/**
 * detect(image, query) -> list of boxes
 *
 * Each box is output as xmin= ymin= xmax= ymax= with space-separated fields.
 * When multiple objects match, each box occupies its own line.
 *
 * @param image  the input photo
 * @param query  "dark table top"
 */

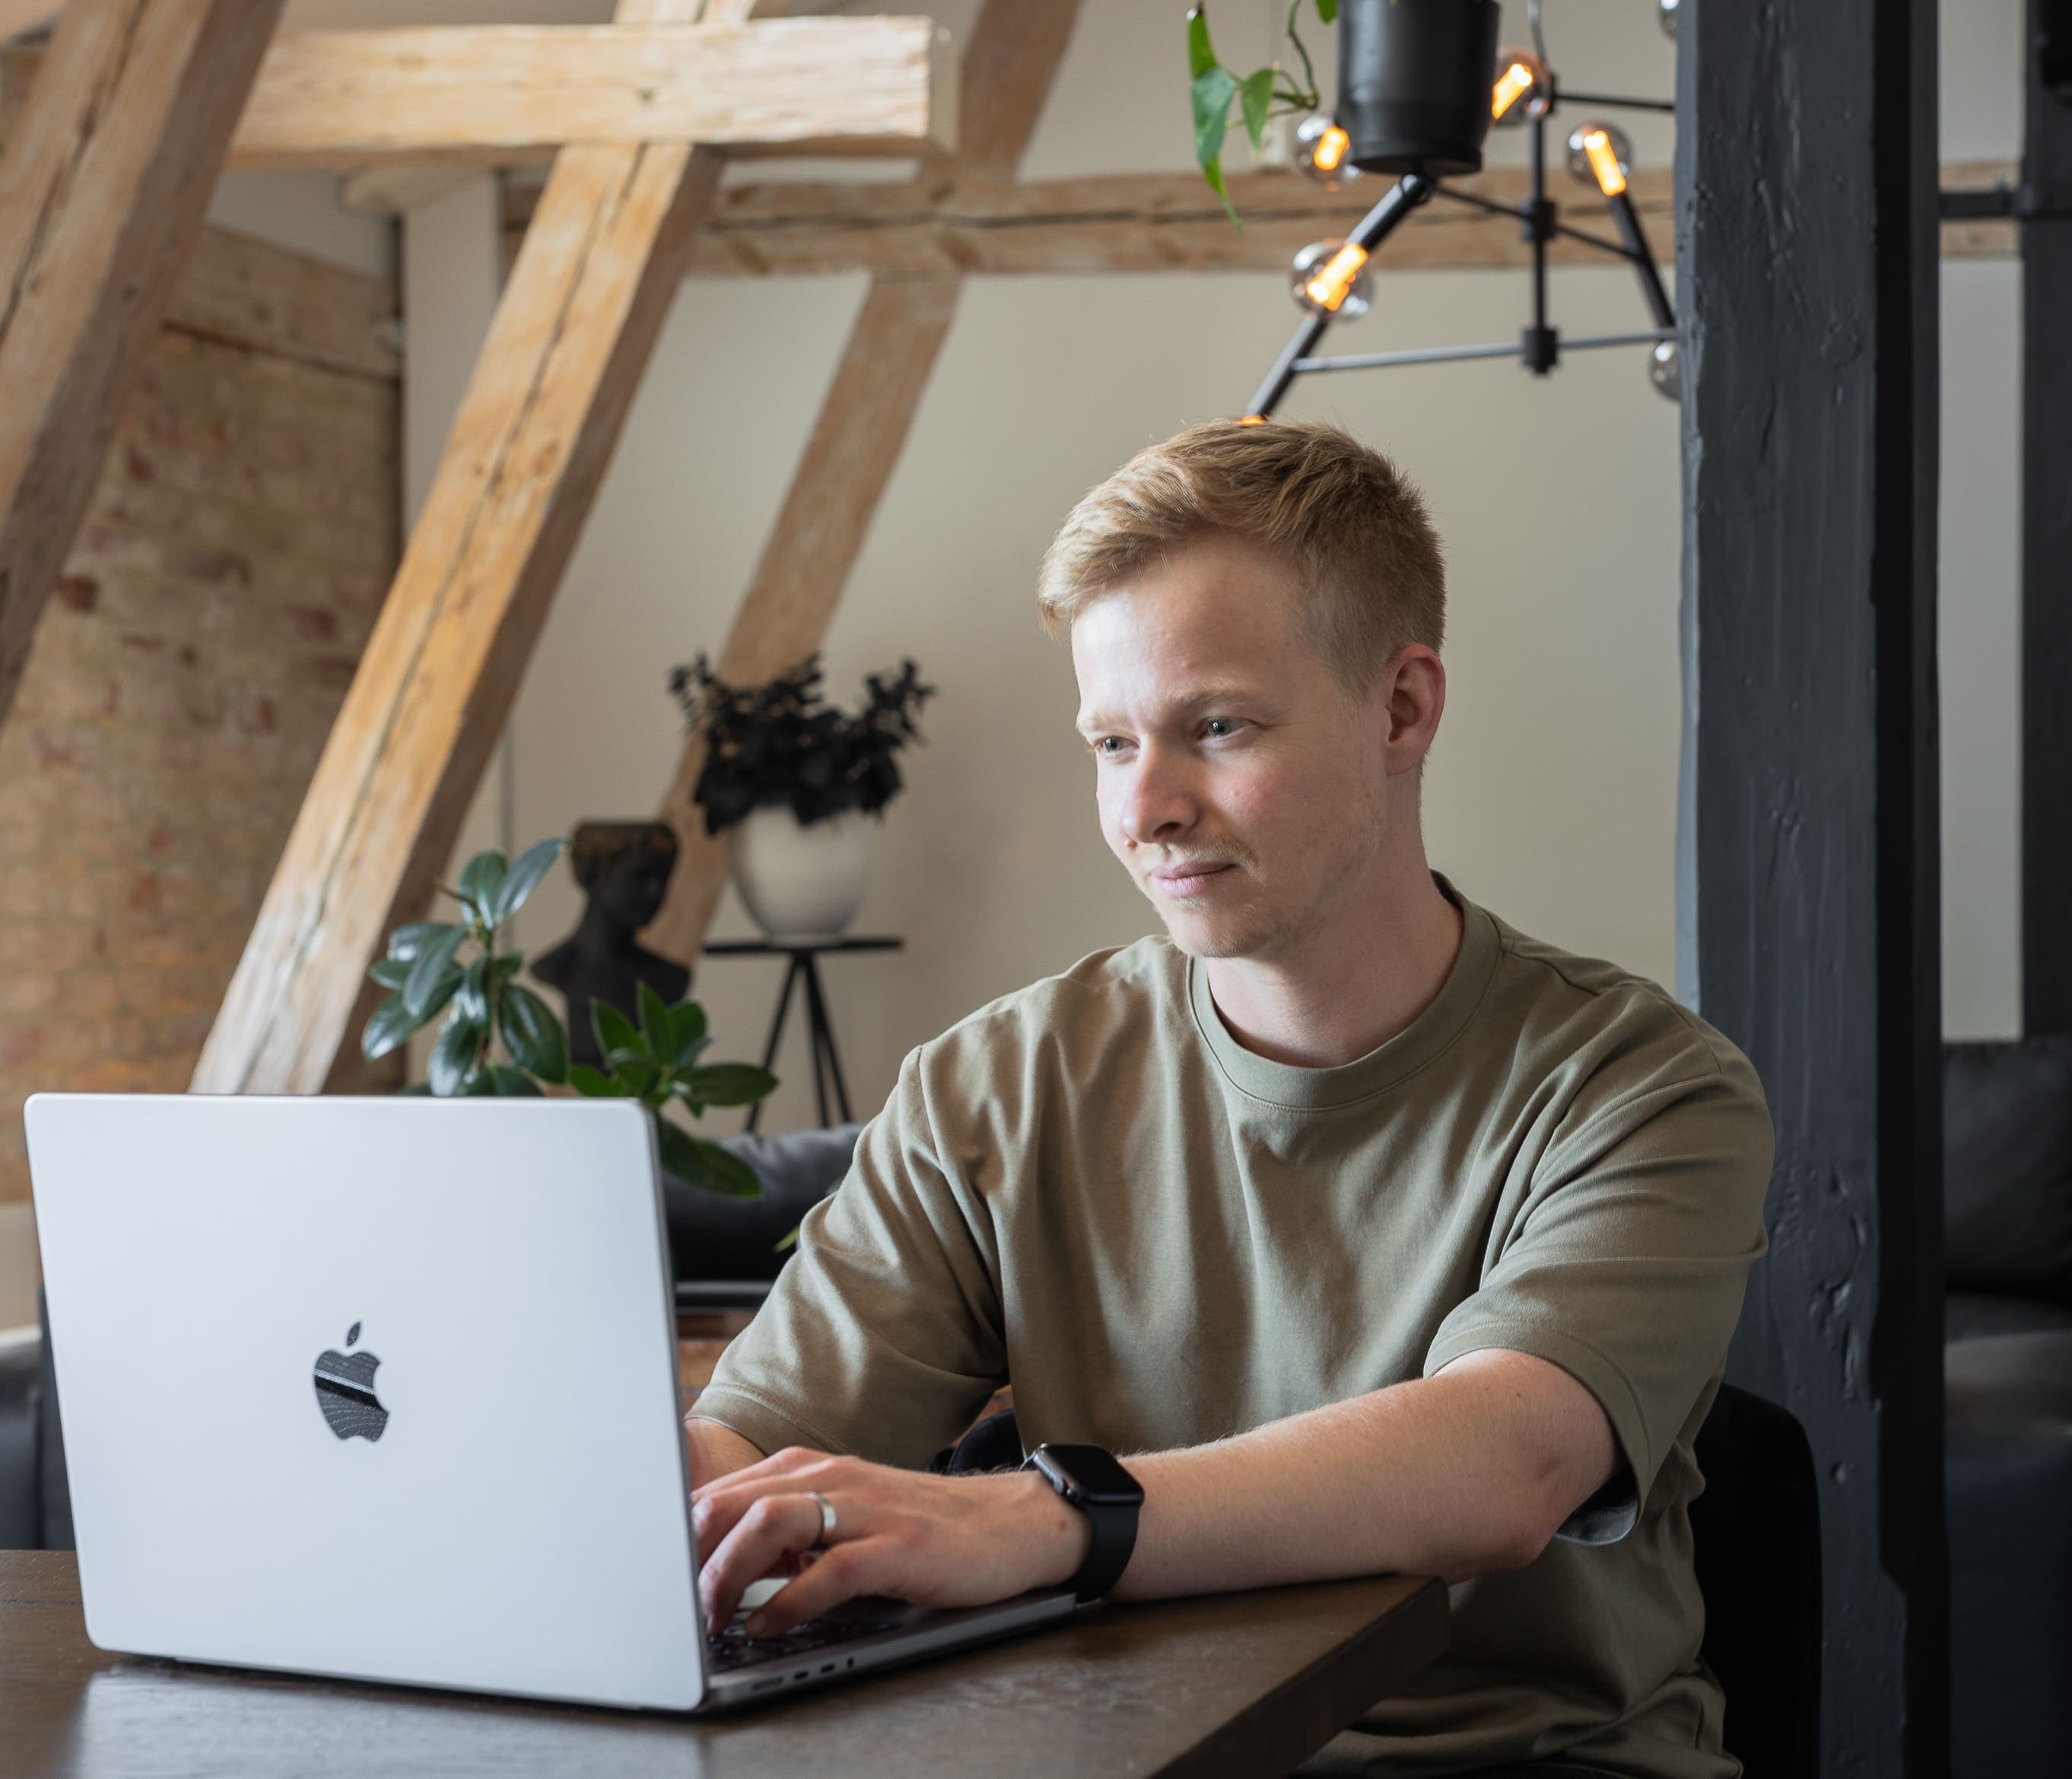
xmin=2 ymin=1552 xmax=1445 ymax=1779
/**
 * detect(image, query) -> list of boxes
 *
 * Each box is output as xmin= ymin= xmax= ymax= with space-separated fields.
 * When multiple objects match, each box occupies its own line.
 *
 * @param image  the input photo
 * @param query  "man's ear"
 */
xmin=1383 ymin=646 xmax=1446 ymax=777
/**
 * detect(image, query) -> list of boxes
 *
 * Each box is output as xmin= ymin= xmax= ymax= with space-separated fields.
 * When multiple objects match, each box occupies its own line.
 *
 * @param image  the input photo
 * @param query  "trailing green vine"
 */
xmin=1187 ymin=0 xmax=1337 ymax=224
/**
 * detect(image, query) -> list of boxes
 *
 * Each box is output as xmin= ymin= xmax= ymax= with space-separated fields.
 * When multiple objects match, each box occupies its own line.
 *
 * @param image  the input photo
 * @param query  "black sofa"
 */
xmin=1942 ymin=1038 xmax=2072 ymax=1779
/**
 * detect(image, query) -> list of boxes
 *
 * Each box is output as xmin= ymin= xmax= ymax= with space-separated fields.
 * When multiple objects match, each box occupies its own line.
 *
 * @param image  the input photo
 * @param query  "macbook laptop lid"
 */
xmin=27 ymin=1093 xmax=713 ymax=1711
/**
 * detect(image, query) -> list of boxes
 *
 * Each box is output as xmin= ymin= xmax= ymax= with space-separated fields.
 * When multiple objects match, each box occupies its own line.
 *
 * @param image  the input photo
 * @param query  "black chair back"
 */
xmin=1690 ymin=1381 xmax=1822 ymax=1779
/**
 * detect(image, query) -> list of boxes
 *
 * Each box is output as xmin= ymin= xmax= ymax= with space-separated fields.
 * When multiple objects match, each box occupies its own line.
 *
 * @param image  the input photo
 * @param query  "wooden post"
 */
xmin=644 ymin=0 xmax=1082 ymax=961
xmin=1676 ymin=0 xmax=1947 ymax=1770
xmin=192 ymin=0 xmax=926 ymax=1095
xmin=0 ymin=0 xmax=286 ymax=733
xmin=2023 ymin=0 xmax=2072 ymax=1035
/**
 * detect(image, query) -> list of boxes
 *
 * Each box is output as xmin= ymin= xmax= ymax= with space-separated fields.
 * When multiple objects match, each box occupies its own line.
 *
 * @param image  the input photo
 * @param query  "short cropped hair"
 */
xmin=1037 ymin=420 xmax=1445 ymax=693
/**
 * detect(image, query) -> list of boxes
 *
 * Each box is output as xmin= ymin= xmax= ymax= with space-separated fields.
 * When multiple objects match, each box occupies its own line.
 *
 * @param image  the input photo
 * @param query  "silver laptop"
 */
xmin=25 ymin=1093 xmax=1073 ymax=1712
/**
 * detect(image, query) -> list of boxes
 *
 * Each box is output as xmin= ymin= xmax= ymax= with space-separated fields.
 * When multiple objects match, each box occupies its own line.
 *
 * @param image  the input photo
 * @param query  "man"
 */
xmin=686 ymin=421 xmax=1772 ymax=1777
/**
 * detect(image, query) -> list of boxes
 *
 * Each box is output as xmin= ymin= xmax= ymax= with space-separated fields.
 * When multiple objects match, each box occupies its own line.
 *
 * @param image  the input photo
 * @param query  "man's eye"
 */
xmin=1203 ymin=718 xmax=1243 ymax=740
xmin=1093 ymin=736 xmax=1128 ymax=756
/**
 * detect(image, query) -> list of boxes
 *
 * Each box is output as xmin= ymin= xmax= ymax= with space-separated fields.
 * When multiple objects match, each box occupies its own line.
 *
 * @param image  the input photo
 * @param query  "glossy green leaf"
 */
xmin=637 ymin=981 xmax=672 ymax=1060
xmin=1239 ymin=65 xmax=1275 ymax=150
xmin=684 ymin=1063 xmax=777 ymax=1109
xmin=656 ymin=1121 xmax=763 ymax=1199
xmin=614 ymin=1056 xmax=661 ymax=1100
xmin=489 ymin=1064 xmax=542 ymax=1097
xmin=369 ymin=956 xmax=410 ymax=991
xmin=1314 ymin=0 xmax=1337 ymax=24
xmin=418 ymin=966 xmax=464 ymax=1026
xmin=591 ymin=999 xmax=641 ymax=1065
xmin=500 ymin=983 xmax=567 ymax=1084
xmin=361 ymin=992 xmax=419 ymax=1061
xmin=1186 ymin=5 xmax=1217 ymax=78
xmin=403 ymin=924 xmax=467 ymax=1019
xmin=1192 ymin=70 xmax=1240 ymax=223
xmin=428 ymin=1015 xmax=483 ymax=1097
xmin=668 ymin=999 xmax=710 ymax=1069
xmin=1192 ymin=65 xmax=1237 ymax=169
xmin=456 ymin=954 xmax=490 ymax=1026
xmin=492 ymin=837 xmax=564 ymax=923
xmin=569 ymin=1063 xmax=626 ymax=1098
xmin=458 ymin=849 xmax=508 ymax=925
xmin=457 ymin=1066 xmax=498 ymax=1097
xmin=388 ymin=920 xmax=457 ymax=963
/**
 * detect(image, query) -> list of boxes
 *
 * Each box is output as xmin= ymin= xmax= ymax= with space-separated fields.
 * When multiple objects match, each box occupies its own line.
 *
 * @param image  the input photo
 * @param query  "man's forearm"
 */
xmin=1114 ymin=1349 xmax=1617 ymax=1598
xmin=686 ymin=1415 xmax=765 ymax=1488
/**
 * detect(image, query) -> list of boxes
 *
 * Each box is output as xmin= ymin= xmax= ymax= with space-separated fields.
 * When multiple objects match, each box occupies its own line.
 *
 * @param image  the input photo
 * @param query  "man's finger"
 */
xmin=691 ymin=1444 xmax=823 ymax=1505
xmin=700 ymin=1494 xmax=832 ymax=1628
xmin=740 ymin=1540 xmax=872 ymax=1636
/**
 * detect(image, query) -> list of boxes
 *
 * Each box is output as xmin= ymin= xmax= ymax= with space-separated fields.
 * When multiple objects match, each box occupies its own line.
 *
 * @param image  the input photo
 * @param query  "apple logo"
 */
xmin=312 ymin=1321 xmax=388 ymax=1442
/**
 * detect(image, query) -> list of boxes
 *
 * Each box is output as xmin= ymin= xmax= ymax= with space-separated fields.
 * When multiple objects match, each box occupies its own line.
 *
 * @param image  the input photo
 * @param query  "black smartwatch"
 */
xmin=1023 ymin=1443 xmax=1144 ymax=1602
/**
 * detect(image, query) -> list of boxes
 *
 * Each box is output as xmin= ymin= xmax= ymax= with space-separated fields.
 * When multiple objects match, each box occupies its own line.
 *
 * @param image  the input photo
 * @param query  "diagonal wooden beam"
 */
xmin=644 ymin=0 xmax=1081 ymax=961
xmin=0 ymin=0 xmax=284 ymax=735
xmin=191 ymin=0 xmax=808 ymax=1096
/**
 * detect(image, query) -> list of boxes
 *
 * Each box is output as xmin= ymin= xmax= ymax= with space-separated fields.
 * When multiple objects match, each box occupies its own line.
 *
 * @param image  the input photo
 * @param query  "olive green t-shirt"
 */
xmin=696 ymin=889 xmax=1773 ymax=1778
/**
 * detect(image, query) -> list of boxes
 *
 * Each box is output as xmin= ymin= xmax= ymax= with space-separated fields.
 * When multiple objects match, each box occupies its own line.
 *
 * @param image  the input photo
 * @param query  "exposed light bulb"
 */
xmin=1648 ymin=340 xmax=1682 ymax=402
xmin=1658 ymin=0 xmax=1679 ymax=40
xmin=1290 ymin=239 xmax=1372 ymax=319
xmin=1567 ymin=122 xmax=1633 ymax=197
xmin=1295 ymin=115 xmax=1362 ymax=189
xmin=1236 ymin=413 xmax=1269 ymax=425
xmin=1491 ymin=49 xmax=1549 ymax=125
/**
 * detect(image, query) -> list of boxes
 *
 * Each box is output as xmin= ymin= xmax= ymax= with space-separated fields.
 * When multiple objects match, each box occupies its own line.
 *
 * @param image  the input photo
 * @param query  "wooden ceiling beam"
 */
xmin=644 ymin=0 xmax=1083 ymax=961
xmin=193 ymin=0 xmax=751 ymax=1098
xmin=2 ymin=17 xmax=953 ymax=172
xmin=0 ymin=0 xmax=284 ymax=736
xmin=504 ymin=160 xmax=2020 ymax=275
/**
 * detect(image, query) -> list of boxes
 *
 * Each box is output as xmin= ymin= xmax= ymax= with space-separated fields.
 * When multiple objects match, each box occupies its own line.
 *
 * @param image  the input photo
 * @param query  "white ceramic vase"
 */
xmin=729 ymin=806 xmax=873 ymax=942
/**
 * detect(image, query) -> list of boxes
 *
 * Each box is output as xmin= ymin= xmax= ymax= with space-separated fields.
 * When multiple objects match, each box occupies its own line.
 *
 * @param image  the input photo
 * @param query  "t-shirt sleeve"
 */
xmin=1422 ymin=1021 xmax=1773 ymax=1545
xmin=691 ymin=1044 xmax=1006 ymax=1468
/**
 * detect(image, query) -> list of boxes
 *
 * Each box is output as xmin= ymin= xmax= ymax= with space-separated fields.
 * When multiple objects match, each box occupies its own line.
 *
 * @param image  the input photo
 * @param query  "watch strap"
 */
xmin=1026 ymin=1447 xmax=1141 ymax=1602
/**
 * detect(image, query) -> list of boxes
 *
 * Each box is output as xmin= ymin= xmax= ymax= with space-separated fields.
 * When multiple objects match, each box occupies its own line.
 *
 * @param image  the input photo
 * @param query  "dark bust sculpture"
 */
xmin=532 ymin=821 xmax=690 ymax=1067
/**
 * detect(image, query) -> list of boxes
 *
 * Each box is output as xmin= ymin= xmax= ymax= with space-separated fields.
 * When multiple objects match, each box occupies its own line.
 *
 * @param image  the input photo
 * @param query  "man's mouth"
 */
xmin=1147 ymin=862 xmax=1236 ymax=898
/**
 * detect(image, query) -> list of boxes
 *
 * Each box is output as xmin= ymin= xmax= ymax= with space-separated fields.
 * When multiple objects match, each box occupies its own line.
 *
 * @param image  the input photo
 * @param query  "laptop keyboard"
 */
xmin=706 ymin=1611 xmax=901 ymax=1674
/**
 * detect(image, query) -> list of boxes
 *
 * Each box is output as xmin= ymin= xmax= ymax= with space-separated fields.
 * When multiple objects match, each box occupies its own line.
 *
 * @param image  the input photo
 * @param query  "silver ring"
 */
xmin=806 ymin=1489 xmax=837 ymax=1543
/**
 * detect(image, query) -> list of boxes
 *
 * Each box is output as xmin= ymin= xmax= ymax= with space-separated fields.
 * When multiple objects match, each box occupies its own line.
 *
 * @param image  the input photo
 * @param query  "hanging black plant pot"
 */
xmin=1338 ymin=0 xmax=1501 ymax=177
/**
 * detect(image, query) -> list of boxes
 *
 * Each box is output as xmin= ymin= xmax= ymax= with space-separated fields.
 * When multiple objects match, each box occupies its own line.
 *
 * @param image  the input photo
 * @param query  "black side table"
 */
xmin=701 ymin=936 xmax=903 ymax=1131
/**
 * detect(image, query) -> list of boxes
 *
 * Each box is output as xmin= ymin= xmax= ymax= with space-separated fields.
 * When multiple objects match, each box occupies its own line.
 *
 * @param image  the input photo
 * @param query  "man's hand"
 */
xmin=692 ymin=1447 xmax=1092 ymax=1636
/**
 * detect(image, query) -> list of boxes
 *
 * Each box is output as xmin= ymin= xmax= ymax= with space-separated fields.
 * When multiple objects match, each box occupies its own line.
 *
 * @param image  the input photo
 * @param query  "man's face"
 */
xmin=1071 ymin=536 xmax=1402 ymax=962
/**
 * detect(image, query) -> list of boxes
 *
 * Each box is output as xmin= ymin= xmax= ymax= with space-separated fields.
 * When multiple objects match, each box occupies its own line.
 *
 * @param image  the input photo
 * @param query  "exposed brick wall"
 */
xmin=0 ymin=307 xmax=402 ymax=1207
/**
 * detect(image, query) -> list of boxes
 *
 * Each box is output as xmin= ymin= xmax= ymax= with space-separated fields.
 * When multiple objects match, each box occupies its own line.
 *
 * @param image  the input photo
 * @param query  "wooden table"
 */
xmin=2 ymin=1552 xmax=1444 ymax=1778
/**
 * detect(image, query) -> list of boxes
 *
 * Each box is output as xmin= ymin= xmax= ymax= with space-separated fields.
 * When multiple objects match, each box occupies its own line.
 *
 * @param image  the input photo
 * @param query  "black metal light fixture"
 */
xmin=1243 ymin=0 xmax=1678 ymax=421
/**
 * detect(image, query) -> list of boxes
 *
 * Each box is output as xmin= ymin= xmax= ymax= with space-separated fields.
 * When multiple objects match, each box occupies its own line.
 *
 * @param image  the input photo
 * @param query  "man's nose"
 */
xmin=1120 ymin=746 xmax=1196 ymax=845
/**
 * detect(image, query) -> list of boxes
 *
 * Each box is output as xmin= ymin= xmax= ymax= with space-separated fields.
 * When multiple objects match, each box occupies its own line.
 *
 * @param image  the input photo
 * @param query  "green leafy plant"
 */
xmin=361 ymin=837 xmax=773 ymax=1200
xmin=1188 ymin=1 xmax=1336 ymax=224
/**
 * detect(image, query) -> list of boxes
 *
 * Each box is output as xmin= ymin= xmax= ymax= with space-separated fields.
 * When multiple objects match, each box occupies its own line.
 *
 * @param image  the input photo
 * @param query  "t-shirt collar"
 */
xmin=1186 ymin=874 xmax=1501 ymax=1111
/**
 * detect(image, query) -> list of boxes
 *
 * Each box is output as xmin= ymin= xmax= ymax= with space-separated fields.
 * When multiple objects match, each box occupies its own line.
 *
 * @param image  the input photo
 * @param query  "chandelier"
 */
xmin=1237 ymin=0 xmax=1680 ymax=421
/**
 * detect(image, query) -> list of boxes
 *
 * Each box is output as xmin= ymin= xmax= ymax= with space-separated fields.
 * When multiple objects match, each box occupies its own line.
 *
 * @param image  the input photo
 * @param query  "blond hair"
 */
xmin=1037 ymin=420 xmax=1446 ymax=692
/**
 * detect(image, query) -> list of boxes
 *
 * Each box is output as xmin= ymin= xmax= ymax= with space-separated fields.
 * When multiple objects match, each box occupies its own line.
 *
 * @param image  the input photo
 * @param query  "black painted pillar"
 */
xmin=1676 ymin=0 xmax=1946 ymax=1772
xmin=2023 ymin=0 xmax=2072 ymax=1035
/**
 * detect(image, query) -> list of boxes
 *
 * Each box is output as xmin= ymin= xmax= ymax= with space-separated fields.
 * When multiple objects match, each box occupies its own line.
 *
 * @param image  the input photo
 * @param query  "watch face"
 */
xmin=1035 ymin=1444 xmax=1143 ymax=1507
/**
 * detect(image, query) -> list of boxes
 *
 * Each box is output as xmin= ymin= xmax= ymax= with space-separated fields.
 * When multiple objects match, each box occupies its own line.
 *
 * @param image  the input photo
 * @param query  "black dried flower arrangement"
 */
xmin=668 ymin=652 xmax=934 ymax=837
